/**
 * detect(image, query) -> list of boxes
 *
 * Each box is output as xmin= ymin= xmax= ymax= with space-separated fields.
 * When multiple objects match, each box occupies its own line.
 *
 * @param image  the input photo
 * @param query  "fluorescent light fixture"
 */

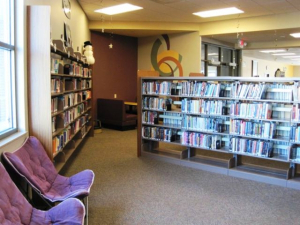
xmin=282 ymin=56 xmax=300 ymax=58
xmin=193 ymin=7 xmax=244 ymax=18
xmin=208 ymin=53 xmax=218 ymax=56
xmin=95 ymin=3 xmax=143 ymax=15
xmin=260 ymin=49 xmax=286 ymax=53
xmin=272 ymin=53 xmax=295 ymax=56
xmin=290 ymin=33 xmax=300 ymax=38
xmin=291 ymin=58 xmax=300 ymax=61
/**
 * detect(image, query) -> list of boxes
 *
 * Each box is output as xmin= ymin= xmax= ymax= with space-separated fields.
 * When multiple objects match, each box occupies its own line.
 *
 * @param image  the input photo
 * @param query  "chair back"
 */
xmin=0 ymin=163 xmax=32 ymax=224
xmin=2 ymin=136 xmax=58 ymax=196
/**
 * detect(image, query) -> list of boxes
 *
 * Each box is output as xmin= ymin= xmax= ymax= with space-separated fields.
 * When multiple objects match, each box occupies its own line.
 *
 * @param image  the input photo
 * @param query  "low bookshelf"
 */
xmin=138 ymin=76 xmax=300 ymax=189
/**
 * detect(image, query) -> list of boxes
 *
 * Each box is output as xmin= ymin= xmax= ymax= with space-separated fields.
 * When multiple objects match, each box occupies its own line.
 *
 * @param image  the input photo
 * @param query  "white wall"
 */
xmin=241 ymin=55 xmax=295 ymax=77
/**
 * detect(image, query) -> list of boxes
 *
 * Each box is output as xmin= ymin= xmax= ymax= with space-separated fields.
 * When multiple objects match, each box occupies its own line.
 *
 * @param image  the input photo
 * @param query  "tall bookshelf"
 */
xmin=27 ymin=5 xmax=93 ymax=172
xmin=138 ymin=76 xmax=300 ymax=189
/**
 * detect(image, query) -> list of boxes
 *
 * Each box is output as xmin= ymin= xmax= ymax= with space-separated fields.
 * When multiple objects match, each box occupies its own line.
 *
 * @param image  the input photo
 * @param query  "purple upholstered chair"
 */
xmin=0 ymin=162 xmax=85 ymax=224
xmin=2 ymin=136 xmax=95 ymax=224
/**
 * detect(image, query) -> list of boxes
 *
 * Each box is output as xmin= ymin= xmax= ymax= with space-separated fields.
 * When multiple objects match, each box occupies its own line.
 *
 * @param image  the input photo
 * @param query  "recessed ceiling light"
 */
xmin=290 ymin=33 xmax=300 ymax=38
xmin=193 ymin=7 xmax=244 ymax=18
xmin=282 ymin=56 xmax=300 ymax=58
xmin=260 ymin=49 xmax=286 ymax=53
xmin=95 ymin=3 xmax=143 ymax=15
xmin=272 ymin=53 xmax=296 ymax=56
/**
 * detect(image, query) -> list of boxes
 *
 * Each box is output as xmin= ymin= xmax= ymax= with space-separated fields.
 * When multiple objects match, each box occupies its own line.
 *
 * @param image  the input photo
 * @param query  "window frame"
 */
xmin=0 ymin=0 xmax=17 ymax=140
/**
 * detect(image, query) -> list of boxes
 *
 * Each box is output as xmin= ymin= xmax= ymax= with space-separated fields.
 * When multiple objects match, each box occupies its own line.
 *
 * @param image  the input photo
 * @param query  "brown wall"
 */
xmin=91 ymin=31 xmax=138 ymax=118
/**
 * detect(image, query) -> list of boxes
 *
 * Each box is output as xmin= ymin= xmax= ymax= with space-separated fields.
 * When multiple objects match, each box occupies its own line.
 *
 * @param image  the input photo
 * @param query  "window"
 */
xmin=201 ymin=42 xmax=239 ymax=76
xmin=0 ymin=0 xmax=16 ymax=139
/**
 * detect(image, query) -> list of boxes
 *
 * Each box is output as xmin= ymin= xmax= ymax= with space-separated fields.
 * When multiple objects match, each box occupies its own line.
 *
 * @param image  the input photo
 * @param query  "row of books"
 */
xmin=142 ymin=81 xmax=173 ymax=95
xmin=229 ymin=102 xmax=273 ymax=119
xmin=81 ymin=80 xmax=92 ymax=89
xmin=263 ymin=83 xmax=293 ymax=101
xmin=291 ymin=105 xmax=300 ymax=121
xmin=182 ymin=116 xmax=227 ymax=133
xmin=229 ymin=137 xmax=274 ymax=157
xmin=142 ymin=111 xmax=158 ymax=124
xmin=51 ymin=78 xmax=62 ymax=93
xmin=82 ymin=90 xmax=92 ymax=100
xmin=63 ymin=104 xmax=84 ymax=126
xmin=52 ymin=126 xmax=72 ymax=155
xmin=142 ymin=97 xmax=171 ymax=111
xmin=142 ymin=126 xmax=176 ymax=142
xmin=231 ymin=83 xmax=266 ymax=99
xmin=65 ymin=78 xmax=92 ymax=91
xmin=181 ymin=81 xmax=221 ymax=97
xmin=51 ymin=92 xmax=88 ymax=114
xmin=181 ymin=131 xmax=222 ymax=149
xmin=290 ymin=126 xmax=300 ymax=142
xmin=52 ymin=116 xmax=90 ymax=156
xmin=142 ymin=81 xmax=297 ymax=101
xmin=51 ymin=58 xmax=92 ymax=77
xmin=51 ymin=78 xmax=91 ymax=94
xmin=181 ymin=99 xmax=225 ymax=115
xmin=229 ymin=119 xmax=277 ymax=139
xmin=291 ymin=146 xmax=300 ymax=161
xmin=162 ymin=112 xmax=182 ymax=127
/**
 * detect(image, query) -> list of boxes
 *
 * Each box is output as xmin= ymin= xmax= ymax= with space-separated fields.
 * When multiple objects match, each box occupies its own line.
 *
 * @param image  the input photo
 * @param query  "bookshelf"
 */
xmin=27 ymin=5 xmax=93 ymax=172
xmin=138 ymin=76 xmax=300 ymax=189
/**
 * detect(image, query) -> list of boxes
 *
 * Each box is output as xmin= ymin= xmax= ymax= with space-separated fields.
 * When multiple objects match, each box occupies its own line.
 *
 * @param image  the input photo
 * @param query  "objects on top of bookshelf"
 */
xmin=83 ymin=41 xmax=95 ymax=65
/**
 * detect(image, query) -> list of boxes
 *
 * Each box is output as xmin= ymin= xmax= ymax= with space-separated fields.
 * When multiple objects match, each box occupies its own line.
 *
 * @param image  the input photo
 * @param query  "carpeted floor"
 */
xmin=62 ymin=128 xmax=300 ymax=225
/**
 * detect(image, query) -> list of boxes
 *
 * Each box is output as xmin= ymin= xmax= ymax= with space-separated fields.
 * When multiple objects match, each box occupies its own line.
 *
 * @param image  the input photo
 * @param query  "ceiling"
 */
xmin=77 ymin=0 xmax=300 ymax=65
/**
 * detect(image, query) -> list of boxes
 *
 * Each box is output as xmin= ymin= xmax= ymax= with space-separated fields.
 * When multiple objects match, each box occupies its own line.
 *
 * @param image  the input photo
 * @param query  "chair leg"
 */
xmin=83 ymin=196 xmax=88 ymax=225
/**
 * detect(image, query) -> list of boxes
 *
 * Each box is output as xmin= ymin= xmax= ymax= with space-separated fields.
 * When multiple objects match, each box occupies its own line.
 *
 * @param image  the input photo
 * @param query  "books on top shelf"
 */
xmin=142 ymin=80 xmax=297 ymax=101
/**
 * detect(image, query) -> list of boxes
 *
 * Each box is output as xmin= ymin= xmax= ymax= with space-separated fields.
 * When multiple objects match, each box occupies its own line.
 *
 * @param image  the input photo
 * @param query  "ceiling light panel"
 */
xmin=290 ymin=33 xmax=300 ymax=38
xmin=272 ymin=53 xmax=296 ymax=56
xmin=193 ymin=7 xmax=244 ymax=18
xmin=282 ymin=56 xmax=300 ymax=58
xmin=260 ymin=49 xmax=286 ymax=53
xmin=95 ymin=3 xmax=143 ymax=15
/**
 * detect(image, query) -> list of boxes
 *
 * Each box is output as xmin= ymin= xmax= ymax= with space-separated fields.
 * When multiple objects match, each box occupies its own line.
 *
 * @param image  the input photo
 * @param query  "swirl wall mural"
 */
xmin=151 ymin=34 xmax=183 ymax=77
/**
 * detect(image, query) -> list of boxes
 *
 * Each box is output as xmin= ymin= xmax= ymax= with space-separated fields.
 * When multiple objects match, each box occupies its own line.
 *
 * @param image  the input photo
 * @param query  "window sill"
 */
xmin=0 ymin=131 xmax=28 ymax=150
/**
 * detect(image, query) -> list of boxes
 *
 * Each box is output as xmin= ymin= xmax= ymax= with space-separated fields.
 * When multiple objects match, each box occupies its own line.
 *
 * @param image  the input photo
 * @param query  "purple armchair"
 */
xmin=0 ymin=162 xmax=85 ymax=224
xmin=2 ymin=136 xmax=95 ymax=223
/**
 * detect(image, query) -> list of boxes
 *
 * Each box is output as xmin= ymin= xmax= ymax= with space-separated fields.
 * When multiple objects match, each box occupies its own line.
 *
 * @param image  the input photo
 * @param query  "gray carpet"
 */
xmin=62 ymin=128 xmax=300 ymax=225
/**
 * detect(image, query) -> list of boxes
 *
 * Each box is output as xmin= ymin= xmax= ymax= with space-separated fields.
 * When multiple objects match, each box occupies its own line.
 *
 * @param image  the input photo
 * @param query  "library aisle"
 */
xmin=62 ymin=128 xmax=300 ymax=225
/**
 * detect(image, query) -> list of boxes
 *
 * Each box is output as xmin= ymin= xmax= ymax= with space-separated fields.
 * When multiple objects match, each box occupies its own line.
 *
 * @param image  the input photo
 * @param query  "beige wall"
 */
xmin=294 ymin=66 xmax=300 ymax=77
xmin=25 ymin=0 xmax=90 ymax=49
xmin=138 ymin=32 xmax=200 ymax=77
